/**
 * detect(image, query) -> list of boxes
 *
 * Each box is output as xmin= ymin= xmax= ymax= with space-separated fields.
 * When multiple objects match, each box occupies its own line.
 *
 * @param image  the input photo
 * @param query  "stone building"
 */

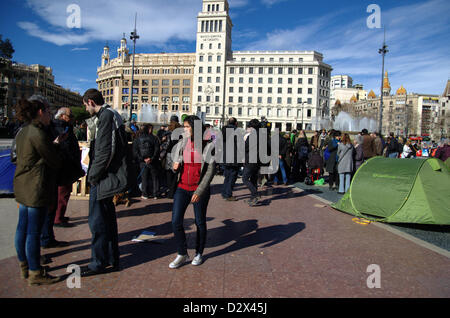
xmin=97 ymin=0 xmax=332 ymax=131
xmin=349 ymin=72 xmax=443 ymax=140
xmin=0 ymin=60 xmax=82 ymax=118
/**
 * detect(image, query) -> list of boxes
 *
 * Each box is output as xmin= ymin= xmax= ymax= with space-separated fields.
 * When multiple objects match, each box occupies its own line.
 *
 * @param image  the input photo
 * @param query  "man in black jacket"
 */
xmin=221 ymin=117 xmax=241 ymax=201
xmin=81 ymin=89 xmax=129 ymax=277
xmin=133 ymin=123 xmax=161 ymax=199
xmin=242 ymin=119 xmax=261 ymax=206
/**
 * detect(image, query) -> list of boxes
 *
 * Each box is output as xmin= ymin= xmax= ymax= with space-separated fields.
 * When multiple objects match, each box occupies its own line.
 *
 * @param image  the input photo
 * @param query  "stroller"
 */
xmin=305 ymin=150 xmax=324 ymax=185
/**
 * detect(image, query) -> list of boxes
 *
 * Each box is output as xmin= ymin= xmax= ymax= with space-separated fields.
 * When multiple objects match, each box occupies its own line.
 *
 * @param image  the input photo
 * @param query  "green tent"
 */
xmin=332 ymin=157 xmax=450 ymax=225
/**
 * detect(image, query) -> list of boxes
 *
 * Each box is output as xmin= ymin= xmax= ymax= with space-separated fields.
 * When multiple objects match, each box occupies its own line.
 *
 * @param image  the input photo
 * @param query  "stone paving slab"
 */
xmin=0 ymin=176 xmax=449 ymax=298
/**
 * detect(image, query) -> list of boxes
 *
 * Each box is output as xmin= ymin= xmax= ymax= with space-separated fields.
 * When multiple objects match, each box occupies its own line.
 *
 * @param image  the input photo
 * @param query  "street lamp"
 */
xmin=161 ymin=96 xmax=169 ymax=124
xmin=378 ymin=28 xmax=388 ymax=135
xmin=129 ymin=13 xmax=139 ymax=127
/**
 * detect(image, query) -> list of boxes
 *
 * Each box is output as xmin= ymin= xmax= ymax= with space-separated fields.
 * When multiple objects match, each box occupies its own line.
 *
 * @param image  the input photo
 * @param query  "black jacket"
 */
xmin=133 ymin=133 xmax=160 ymax=164
xmin=87 ymin=105 xmax=130 ymax=200
xmin=222 ymin=124 xmax=241 ymax=166
xmin=49 ymin=119 xmax=85 ymax=185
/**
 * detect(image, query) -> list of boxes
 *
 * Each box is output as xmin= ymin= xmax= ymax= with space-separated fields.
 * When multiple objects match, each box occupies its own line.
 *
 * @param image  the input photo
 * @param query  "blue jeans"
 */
xmin=88 ymin=185 xmax=120 ymax=271
xmin=15 ymin=205 xmax=47 ymax=271
xmin=388 ymin=152 xmax=399 ymax=158
xmin=222 ymin=165 xmax=239 ymax=198
xmin=274 ymin=159 xmax=288 ymax=184
xmin=339 ymin=173 xmax=352 ymax=193
xmin=172 ymin=187 xmax=210 ymax=256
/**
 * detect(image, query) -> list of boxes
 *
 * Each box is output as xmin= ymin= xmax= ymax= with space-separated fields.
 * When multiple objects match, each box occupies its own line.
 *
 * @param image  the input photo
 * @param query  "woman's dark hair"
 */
xmin=14 ymin=99 xmax=46 ymax=123
xmin=143 ymin=123 xmax=153 ymax=135
xmin=183 ymin=115 xmax=205 ymax=140
xmin=82 ymin=88 xmax=104 ymax=106
xmin=248 ymin=119 xmax=260 ymax=129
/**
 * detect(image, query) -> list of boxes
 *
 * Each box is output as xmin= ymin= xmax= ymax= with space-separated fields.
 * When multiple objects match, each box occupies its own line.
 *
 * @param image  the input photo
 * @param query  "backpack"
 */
xmin=298 ymin=145 xmax=309 ymax=159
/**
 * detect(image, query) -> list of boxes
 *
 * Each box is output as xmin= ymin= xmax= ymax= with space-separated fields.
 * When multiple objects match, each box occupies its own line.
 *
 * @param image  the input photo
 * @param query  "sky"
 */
xmin=1 ymin=0 xmax=449 ymax=96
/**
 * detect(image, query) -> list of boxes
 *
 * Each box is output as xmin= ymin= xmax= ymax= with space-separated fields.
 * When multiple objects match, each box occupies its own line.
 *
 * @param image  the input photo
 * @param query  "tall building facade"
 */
xmin=1 ymin=61 xmax=82 ymax=118
xmin=97 ymin=0 xmax=332 ymax=131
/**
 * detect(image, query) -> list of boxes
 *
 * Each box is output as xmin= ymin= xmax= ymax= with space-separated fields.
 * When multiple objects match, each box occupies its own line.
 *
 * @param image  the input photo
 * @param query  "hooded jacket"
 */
xmin=87 ymin=104 xmax=130 ymax=200
xmin=13 ymin=121 xmax=63 ymax=207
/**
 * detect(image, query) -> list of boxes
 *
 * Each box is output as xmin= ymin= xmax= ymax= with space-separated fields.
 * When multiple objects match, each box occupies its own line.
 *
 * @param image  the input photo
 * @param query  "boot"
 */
xmin=28 ymin=267 xmax=61 ymax=286
xmin=19 ymin=261 xmax=28 ymax=279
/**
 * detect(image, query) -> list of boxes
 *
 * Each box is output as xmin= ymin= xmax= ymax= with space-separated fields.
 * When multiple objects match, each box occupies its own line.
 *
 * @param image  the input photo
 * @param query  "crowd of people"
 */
xmin=10 ymin=88 xmax=450 ymax=286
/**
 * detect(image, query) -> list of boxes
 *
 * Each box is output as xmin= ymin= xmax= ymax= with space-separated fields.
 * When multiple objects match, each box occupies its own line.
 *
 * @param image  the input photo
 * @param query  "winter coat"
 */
xmin=87 ymin=104 xmax=130 ymax=200
xmin=325 ymin=138 xmax=338 ymax=172
xmin=13 ymin=121 xmax=63 ymax=208
xmin=337 ymin=143 xmax=354 ymax=174
xmin=373 ymin=136 xmax=383 ymax=156
xmin=295 ymin=137 xmax=310 ymax=160
xmin=362 ymin=134 xmax=376 ymax=159
xmin=49 ymin=119 xmax=85 ymax=185
xmin=222 ymin=123 xmax=241 ymax=166
xmin=133 ymin=133 xmax=160 ymax=164
xmin=353 ymin=145 xmax=364 ymax=171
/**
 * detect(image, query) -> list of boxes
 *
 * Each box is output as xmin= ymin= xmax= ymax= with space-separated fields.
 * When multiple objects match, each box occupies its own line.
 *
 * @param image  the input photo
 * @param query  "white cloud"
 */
xmin=260 ymin=0 xmax=288 ymax=7
xmin=71 ymin=47 xmax=89 ymax=51
xmin=19 ymin=0 xmax=201 ymax=47
xmin=241 ymin=0 xmax=450 ymax=94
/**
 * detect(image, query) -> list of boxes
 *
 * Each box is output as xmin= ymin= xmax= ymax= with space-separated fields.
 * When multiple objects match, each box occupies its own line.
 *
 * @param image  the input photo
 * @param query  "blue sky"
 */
xmin=1 ymin=0 xmax=449 ymax=96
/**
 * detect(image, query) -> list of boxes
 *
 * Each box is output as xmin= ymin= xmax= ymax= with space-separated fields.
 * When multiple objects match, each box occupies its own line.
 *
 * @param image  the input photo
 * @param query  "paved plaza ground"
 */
xmin=0 ymin=175 xmax=449 ymax=300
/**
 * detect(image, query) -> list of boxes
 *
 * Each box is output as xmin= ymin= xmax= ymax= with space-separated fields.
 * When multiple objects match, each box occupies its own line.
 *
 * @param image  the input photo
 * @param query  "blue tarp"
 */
xmin=0 ymin=149 xmax=15 ymax=193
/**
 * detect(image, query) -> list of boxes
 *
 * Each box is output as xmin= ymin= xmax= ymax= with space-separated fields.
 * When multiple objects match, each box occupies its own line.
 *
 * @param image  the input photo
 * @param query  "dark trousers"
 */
xmin=54 ymin=184 xmax=72 ymax=224
xmin=88 ymin=185 xmax=120 ymax=271
xmin=40 ymin=190 xmax=57 ymax=247
xmin=222 ymin=165 xmax=240 ymax=198
xmin=291 ymin=156 xmax=307 ymax=182
xmin=328 ymin=168 xmax=339 ymax=189
xmin=141 ymin=162 xmax=160 ymax=197
xmin=172 ymin=187 xmax=210 ymax=256
xmin=242 ymin=164 xmax=259 ymax=199
xmin=165 ymin=169 xmax=178 ymax=199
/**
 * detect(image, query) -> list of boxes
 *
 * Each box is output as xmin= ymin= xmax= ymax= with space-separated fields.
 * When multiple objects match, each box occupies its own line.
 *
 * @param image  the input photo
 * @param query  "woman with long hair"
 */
xmin=13 ymin=99 xmax=64 ymax=286
xmin=169 ymin=115 xmax=216 ymax=268
xmin=337 ymin=133 xmax=354 ymax=194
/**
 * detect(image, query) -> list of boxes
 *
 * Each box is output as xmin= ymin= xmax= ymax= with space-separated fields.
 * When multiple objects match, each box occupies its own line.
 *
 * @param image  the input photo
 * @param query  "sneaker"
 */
xmin=225 ymin=196 xmax=237 ymax=201
xmin=141 ymin=195 xmax=149 ymax=200
xmin=247 ymin=196 xmax=260 ymax=207
xmin=169 ymin=254 xmax=189 ymax=269
xmin=191 ymin=254 xmax=203 ymax=266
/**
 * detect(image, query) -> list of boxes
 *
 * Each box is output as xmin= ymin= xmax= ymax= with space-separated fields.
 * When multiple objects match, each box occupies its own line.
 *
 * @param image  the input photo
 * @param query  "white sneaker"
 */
xmin=169 ymin=254 xmax=189 ymax=269
xmin=191 ymin=254 xmax=203 ymax=266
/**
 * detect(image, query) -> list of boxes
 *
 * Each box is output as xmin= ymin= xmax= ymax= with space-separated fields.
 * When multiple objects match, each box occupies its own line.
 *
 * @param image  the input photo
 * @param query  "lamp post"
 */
xmin=378 ymin=29 xmax=388 ymax=135
xmin=129 ymin=13 xmax=139 ymax=127
xmin=161 ymin=96 xmax=169 ymax=124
